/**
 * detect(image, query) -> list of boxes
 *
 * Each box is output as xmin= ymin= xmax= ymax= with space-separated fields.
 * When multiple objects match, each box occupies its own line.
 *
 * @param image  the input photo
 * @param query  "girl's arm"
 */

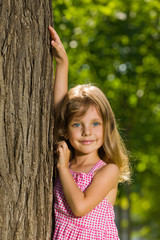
xmin=57 ymin=141 xmax=119 ymax=217
xmin=49 ymin=26 xmax=68 ymax=114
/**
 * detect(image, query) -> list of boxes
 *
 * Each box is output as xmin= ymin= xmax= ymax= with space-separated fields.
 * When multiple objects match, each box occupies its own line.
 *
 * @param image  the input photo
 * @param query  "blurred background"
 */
xmin=52 ymin=0 xmax=160 ymax=239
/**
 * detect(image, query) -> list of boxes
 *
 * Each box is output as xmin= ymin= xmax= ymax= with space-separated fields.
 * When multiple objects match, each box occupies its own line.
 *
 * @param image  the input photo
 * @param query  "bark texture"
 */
xmin=0 ymin=1 xmax=54 ymax=239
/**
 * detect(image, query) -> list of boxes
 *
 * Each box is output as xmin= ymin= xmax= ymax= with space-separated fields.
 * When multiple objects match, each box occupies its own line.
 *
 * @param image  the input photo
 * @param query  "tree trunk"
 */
xmin=0 ymin=1 xmax=54 ymax=239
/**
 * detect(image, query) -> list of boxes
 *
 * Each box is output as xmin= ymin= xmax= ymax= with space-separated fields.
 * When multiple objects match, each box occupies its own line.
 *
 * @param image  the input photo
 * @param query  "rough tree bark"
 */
xmin=0 ymin=1 xmax=54 ymax=239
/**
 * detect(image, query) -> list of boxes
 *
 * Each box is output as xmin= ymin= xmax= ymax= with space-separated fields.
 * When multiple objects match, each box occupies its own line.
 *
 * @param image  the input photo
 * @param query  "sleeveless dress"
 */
xmin=53 ymin=160 xmax=120 ymax=240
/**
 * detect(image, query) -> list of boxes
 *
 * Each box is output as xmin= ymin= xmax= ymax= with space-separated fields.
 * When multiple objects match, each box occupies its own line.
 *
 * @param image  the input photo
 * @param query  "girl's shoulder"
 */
xmin=89 ymin=159 xmax=106 ymax=175
xmin=94 ymin=161 xmax=119 ymax=180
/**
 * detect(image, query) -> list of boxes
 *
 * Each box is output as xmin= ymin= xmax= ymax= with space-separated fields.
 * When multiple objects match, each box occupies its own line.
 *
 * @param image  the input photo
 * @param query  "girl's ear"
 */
xmin=62 ymin=129 xmax=68 ymax=140
xmin=64 ymin=132 xmax=68 ymax=140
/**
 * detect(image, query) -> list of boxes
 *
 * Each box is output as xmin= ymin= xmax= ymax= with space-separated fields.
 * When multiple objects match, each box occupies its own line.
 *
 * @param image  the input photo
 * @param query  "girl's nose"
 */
xmin=82 ymin=125 xmax=91 ymax=136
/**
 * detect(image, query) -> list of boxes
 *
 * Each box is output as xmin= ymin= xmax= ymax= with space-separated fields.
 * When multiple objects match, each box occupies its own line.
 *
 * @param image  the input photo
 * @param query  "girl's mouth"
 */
xmin=80 ymin=140 xmax=95 ymax=145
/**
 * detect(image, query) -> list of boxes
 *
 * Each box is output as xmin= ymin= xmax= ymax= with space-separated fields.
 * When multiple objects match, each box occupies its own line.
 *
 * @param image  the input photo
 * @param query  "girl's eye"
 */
xmin=73 ymin=123 xmax=81 ymax=127
xmin=93 ymin=122 xmax=100 ymax=126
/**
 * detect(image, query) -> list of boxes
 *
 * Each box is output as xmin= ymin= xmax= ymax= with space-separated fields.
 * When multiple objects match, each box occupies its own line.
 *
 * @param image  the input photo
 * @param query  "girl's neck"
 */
xmin=71 ymin=151 xmax=100 ymax=167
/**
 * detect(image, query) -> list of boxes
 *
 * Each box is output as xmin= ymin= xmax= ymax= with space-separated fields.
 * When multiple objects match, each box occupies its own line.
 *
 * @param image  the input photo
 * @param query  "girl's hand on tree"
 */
xmin=49 ymin=26 xmax=68 ymax=65
xmin=57 ymin=141 xmax=71 ymax=169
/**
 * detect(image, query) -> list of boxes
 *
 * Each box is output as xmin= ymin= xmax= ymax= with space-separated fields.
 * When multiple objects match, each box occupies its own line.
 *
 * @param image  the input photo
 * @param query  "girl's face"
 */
xmin=67 ymin=105 xmax=104 ymax=158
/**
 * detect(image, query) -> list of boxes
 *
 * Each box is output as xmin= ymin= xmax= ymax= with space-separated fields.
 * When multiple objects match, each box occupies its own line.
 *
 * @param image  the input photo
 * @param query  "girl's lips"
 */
xmin=80 ymin=140 xmax=95 ymax=145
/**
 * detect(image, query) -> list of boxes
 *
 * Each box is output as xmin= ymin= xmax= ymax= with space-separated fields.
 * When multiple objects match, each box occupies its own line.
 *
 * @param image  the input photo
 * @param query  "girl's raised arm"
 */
xmin=49 ymin=26 xmax=68 ymax=114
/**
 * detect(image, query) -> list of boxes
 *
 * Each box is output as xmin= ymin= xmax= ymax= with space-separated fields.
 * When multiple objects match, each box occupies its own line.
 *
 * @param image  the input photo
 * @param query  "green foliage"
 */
xmin=52 ymin=0 xmax=160 ymax=239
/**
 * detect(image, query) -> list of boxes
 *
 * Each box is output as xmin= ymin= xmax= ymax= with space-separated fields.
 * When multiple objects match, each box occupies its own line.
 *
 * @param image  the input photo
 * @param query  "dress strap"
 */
xmin=88 ymin=160 xmax=106 ymax=174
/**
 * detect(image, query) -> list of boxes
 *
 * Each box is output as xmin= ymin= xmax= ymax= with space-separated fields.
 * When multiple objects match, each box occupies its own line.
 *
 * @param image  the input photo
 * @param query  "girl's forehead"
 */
xmin=71 ymin=105 xmax=102 ymax=120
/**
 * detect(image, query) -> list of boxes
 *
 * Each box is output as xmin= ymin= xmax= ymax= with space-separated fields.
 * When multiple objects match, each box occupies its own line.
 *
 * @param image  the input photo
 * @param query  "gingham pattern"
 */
xmin=53 ymin=160 xmax=120 ymax=239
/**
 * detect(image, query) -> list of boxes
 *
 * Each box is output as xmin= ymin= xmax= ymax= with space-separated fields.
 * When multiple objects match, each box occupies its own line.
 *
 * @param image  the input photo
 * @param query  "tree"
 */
xmin=0 ymin=1 xmax=54 ymax=239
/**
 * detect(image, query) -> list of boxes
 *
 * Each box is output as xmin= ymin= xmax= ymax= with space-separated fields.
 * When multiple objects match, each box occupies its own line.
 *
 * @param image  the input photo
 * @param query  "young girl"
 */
xmin=49 ymin=26 xmax=130 ymax=240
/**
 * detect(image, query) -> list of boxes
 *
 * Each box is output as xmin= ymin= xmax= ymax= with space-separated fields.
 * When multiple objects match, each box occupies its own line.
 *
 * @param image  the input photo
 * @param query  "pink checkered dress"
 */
xmin=53 ymin=160 xmax=120 ymax=239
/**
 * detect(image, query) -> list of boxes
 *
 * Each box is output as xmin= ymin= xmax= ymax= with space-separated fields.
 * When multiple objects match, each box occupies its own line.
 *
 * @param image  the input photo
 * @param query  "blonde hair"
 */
xmin=55 ymin=84 xmax=130 ymax=182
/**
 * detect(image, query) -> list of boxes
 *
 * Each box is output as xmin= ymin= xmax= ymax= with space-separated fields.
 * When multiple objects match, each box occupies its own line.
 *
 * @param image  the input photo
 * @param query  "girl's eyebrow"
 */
xmin=71 ymin=118 xmax=102 ymax=122
xmin=92 ymin=118 xmax=102 ymax=121
xmin=71 ymin=118 xmax=81 ymax=122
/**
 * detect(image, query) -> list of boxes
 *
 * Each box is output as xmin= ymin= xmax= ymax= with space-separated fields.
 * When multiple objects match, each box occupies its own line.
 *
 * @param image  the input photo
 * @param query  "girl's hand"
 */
xmin=49 ymin=26 xmax=68 ymax=65
xmin=57 ymin=141 xmax=71 ymax=169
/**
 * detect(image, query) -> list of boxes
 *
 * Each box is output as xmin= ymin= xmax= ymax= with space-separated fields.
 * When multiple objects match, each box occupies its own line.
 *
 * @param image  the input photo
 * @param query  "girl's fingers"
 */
xmin=49 ymin=26 xmax=63 ymax=48
xmin=49 ymin=26 xmax=68 ymax=64
xmin=51 ymin=40 xmax=66 ymax=63
xmin=56 ymin=141 xmax=70 ymax=168
xmin=57 ymin=142 xmax=70 ymax=155
xmin=51 ymin=40 xmax=63 ymax=50
xmin=49 ymin=26 xmax=58 ymax=40
xmin=57 ymin=141 xmax=67 ymax=149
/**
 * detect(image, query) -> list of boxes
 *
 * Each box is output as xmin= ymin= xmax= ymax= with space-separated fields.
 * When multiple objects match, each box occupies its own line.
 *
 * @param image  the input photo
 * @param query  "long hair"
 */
xmin=55 ymin=84 xmax=130 ymax=182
